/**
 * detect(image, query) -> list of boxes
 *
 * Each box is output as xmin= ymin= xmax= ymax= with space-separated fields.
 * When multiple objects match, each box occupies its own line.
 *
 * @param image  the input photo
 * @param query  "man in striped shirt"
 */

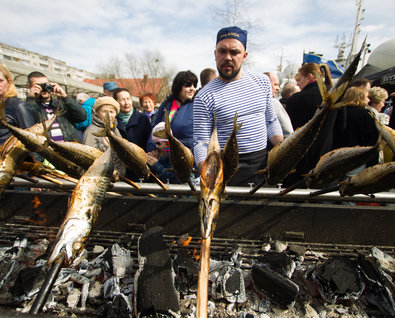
xmin=193 ymin=26 xmax=283 ymax=186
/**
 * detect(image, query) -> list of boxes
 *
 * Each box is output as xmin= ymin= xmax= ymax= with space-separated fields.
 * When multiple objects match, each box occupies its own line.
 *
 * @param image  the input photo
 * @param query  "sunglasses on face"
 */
xmin=184 ymin=82 xmax=197 ymax=88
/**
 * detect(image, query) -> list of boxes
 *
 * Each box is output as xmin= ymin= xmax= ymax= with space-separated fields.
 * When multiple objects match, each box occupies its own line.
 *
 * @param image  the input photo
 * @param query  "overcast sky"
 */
xmin=2 ymin=0 xmax=394 ymax=81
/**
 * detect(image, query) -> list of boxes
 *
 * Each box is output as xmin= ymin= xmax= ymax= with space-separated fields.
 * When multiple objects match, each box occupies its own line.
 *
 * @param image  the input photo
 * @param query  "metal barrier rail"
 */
xmin=9 ymin=177 xmax=395 ymax=204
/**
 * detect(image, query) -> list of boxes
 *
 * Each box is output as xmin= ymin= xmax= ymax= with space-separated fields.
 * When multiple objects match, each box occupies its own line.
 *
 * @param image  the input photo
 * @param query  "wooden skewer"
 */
xmin=149 ymin=171 xmax=169 ymax=191
xmin=119 ymin=175 xmax=140 ymax=189
xmin=197 ymin=234 xmax=212 ymax=318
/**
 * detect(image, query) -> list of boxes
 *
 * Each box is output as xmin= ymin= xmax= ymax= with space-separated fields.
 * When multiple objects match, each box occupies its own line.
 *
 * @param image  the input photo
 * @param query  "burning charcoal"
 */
xmin=10 ymin=265 xmax=47 ymax=301
xmin=248 ymin=291 xmax=272 ymax=313
xmin=357 ymin=253 xmax=395 ymax=316
xmin=70 ymin=272 xmax=90 ymax=309
xmin=103 ymin=276 xmax=121 ymax=300
xmin=67 ymin=287 xmax=81 ymax=309
xmin=251 ymin=264 xmax=299 ymax=310
xmin=92 ymin=245 xmax=106 ymax=254
xmin=273 ymin=240 xmax=288 ymax=253
xmin=134 ymin=226 xmax=180 ymax=317
xmin=369 ymin=247 xmax=395 ymax=275
xmin=210 ymin=265 xmax=247 ymax=303
xmin=257 ymin=252 xmax=296 ymax=278
xmin=90 ymin=247 xmax=113 ymax=277
xmin=111 ymin=243 xmax=133 ymax=278
xmin=100 ymin=293 xmax=133 ymax=318
xmin=119 ymin=276 xmax=134 ymax=298
xmin=89 ymin=280 xmax=102 ymax=299
xmin=173 ymin=248 xmax=199 ymax=293
xmin=288 ymin=244 xmax=306 ymax=257
xmin=312 ymin=256 xmax=364 ymax=303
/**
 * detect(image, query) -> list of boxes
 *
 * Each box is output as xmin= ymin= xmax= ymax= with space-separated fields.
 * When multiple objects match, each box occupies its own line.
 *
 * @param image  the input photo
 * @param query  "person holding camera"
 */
xmin=26 ymin=71 xmax=86 ymax=142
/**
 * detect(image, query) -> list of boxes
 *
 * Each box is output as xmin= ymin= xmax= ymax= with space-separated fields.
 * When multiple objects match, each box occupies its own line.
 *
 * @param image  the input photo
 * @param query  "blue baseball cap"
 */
xmin=103 ymin=81 xmax=118 ymax=91
xmin=216 ymin=26 xmax=248 ymax=49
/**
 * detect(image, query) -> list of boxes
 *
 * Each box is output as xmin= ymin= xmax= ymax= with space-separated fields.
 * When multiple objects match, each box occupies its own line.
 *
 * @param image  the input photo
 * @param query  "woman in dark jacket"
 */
xmin=113 ymin=88 xmax=151 ymax=151
xmin=332 ymin=86 xmax=378 ymax=151
xmin=149 ymin=70 xmax=197 ymax=152
xmin=0 ymin=64 xmax=35 ymax=145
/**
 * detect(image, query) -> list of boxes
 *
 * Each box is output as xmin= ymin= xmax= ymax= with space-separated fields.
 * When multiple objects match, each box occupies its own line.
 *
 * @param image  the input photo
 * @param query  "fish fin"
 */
xmin=331 ymin=38 xmax=366 ymax=102
xmin=330 ymin=100 xmax=348 ymax=110
xmin=207 ymin=113 xmax=220 ymax=153
xmin=313 ymin=70 xmax=328 ymax=103
xmin=104 ymin=111 xmax=112 ymax=136
xmin=53 ymin=103 xmax=66 ymax=118
xmin=376 ymin=131 xmax=385 ymax=151
xmin=164 ymin=108 xmax=172 ymax=138
xmin=254 ymin=168 xmax=267 ymax=175
xmin=92 ymin=129 xmax=106 ymax=138
xmin=41 ymin=116 xmax=51 ymax=140
xmin=38 ymin=116 xmax=51 ymax=150
xmin=92 ymin=113 xmax=111 ymax=138
xmin=330 ymin=82 xmax=350 ymax=107
xmin=234 ymin=112 xmax=242 ymax=132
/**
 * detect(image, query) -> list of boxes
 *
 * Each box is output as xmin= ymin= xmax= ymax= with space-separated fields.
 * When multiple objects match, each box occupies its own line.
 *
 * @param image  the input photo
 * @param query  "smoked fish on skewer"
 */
xmin=164 ymin=109 xmax=196 ymax=192
xmin=197 ymin=118 xmax=224 ymax=318
xmin=94 ymin=112 xmax=167 ymax=190
xmin=250 ymin=40 xmax=366 ymax=194
xmin=0 ymin=101 xmax=65 ymax=192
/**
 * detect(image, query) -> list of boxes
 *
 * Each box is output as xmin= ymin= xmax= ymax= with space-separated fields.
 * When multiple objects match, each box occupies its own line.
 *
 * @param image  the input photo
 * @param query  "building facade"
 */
xmin=0 ymin=42 xmax=97 ymax=81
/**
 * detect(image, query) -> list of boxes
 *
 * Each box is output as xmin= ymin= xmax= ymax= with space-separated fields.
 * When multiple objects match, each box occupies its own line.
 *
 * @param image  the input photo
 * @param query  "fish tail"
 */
xmin=376 ymin=131 xmax=385 ymax=151
xmin=40 ymin=116 xmax=51 ymax=149
xmin=104 ymin=112 xmax=112 ymax=136
xmin=164 ymin=108 xmax=171 ymax=137
xmin=53 ymin=103 xmax=66 ymax=118
xmin=92 ymin=113 xmax=111 ymax=138
xmin=330 ymin=100 xmax=348 ymax=110
xmin=233 ymin=112 xmax=242 ymax=133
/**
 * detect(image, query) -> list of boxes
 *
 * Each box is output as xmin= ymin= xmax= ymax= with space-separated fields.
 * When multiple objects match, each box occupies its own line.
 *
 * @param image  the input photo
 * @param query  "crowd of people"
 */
xmin=0 ymin=26 xmax=394 ymax=188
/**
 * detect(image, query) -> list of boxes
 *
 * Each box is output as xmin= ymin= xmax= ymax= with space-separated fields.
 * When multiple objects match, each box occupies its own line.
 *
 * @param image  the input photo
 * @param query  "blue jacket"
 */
xmin=75 ymin=97 xmax=95 ymax=134
xmin=150 ymin=154 xmax=179 ymax=184
xmin=148 ymin=95 xmax=194 ymax=152
xmin=116 ymin=109 xmax=152 ymax=151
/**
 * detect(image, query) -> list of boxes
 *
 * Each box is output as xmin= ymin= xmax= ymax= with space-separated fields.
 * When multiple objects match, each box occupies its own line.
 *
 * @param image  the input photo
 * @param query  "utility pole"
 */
xmin=345 ymin=0 xmax=365 ymax=69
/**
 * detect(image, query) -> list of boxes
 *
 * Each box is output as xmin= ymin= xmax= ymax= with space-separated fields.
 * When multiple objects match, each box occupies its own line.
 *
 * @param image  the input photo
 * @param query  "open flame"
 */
xmin=175 ymin=235 xmax=200 ymax=261
xmin=25 ymin=196 xmax=48 ymax=225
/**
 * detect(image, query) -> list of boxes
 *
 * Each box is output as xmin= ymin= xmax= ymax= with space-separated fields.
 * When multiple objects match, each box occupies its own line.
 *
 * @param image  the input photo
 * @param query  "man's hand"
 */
xmin=51 ymin=82 xmax=67 ymax=98
xmin=269 ymin=134 xmax=284 ymax=147
xmin=27 ymin=83 xmax=42 ymax=98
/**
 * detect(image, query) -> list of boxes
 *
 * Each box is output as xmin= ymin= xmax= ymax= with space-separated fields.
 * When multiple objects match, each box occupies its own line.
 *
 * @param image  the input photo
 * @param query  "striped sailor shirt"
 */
xmin=193 ymin=71 xmax=282 ymax=164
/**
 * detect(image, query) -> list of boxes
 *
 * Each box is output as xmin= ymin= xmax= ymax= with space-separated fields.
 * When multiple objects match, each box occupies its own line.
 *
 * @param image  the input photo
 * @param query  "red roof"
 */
xmin=83 ymin=78 xmax=167 ymax=97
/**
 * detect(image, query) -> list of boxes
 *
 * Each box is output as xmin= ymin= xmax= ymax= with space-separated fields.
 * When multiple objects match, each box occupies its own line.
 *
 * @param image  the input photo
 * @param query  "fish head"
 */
xmin=48 ymin=218 xmax=91 ymax=266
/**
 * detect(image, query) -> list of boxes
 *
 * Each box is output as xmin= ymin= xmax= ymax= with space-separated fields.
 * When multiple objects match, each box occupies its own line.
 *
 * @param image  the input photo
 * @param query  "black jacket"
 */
xmin=116 ymin=109 xmax=152 ymax=151
xmin=26 ymin=96 xmax=86 ymax=142
xmin=0 ymin=97 xmax=36 ymax=145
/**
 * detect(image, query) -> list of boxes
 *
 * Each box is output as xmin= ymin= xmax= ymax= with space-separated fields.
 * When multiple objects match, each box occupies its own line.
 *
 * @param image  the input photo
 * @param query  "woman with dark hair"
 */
xmin=113 ymin=88 xmax=151 ymax=150
xmin=149 ymin=70 xmax=198 ymax=152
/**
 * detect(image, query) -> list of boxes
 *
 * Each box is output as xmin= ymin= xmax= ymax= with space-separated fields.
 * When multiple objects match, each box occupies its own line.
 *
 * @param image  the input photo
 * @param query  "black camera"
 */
xmin=39 ymin=82 xmax=54 ymax=93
